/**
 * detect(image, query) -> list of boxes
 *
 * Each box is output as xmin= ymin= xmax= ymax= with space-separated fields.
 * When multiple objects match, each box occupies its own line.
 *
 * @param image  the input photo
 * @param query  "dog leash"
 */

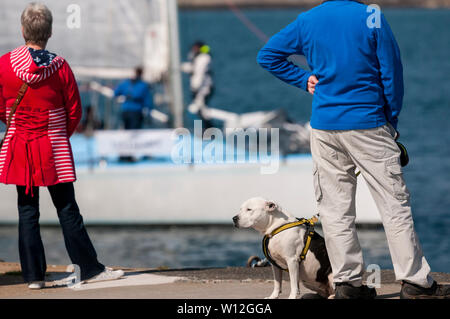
xmin=262 ymin=215 xmax=318 ymax=272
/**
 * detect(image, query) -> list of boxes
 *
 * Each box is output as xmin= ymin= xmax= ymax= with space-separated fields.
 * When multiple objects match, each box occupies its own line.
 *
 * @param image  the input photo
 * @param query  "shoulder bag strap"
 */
xmin=1 ymin=82 xmax=28 ymax=148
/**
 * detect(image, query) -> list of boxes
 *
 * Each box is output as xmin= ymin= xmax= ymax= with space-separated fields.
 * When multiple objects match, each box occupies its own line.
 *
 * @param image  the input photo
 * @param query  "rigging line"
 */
xmin=109 ymin=0 xmax=141 ymax=58
xmin=225 ymin=0 xmax=269 ymax=43
xmin=118 ymin=0 xmax=145 ymax=33
xmin=225 ymin=0 xmax=309 ymax=68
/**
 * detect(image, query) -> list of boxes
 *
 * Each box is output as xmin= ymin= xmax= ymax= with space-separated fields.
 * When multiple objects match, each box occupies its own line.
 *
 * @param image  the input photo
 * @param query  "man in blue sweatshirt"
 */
xmin=258 ymin=1 xmax=448 ymax=299
xmin=114 ymin=67 xmax=153 ymax=130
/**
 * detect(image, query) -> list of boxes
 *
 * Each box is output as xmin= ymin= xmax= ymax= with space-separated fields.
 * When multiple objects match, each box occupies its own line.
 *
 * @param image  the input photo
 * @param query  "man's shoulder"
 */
xmin=137 ymin=79 xmax=148 ymax=86
xmin=297 ymin=0 xmax=374 ymax=29
xmin=115 ymin=79 xmax=130 ymax=93
xmin=135 ymin=80 xmax=150 ymax=91
xmin=298 ymin=2 xmax=331 ymax=17
xmin=300 ymin=0 xmax=369 ymax=18
xmin=119 ymin=79 xmax=131 ymax=86
xmin=196 ymin=53 xmax=211 ymax=63
xmin=296 ymin=3 xmax=329 ymax=25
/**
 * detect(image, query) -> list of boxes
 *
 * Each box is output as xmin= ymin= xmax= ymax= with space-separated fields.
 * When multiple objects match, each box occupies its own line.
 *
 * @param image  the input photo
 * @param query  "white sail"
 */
xmin=0 ymin=0 xmax=170 ymax=82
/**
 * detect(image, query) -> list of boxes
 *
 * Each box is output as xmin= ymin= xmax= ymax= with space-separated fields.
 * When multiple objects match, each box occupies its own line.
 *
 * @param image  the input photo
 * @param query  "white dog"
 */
xmin=233 ymin=197 xmax=334 ymax=299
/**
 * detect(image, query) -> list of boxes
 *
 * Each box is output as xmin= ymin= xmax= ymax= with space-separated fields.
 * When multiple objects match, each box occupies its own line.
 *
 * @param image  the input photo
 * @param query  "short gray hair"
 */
xmin=21 ymin=2 xmax=53 ymax=45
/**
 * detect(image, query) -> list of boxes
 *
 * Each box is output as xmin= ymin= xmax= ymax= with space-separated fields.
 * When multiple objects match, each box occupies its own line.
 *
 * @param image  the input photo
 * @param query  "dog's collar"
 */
xmin=262 ymin=216 xmax=318 ymax=272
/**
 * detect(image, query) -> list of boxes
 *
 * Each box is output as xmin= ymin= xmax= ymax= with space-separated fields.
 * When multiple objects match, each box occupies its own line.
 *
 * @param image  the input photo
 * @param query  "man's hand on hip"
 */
xmin=308 ymin=75 xmax=319 ymax=95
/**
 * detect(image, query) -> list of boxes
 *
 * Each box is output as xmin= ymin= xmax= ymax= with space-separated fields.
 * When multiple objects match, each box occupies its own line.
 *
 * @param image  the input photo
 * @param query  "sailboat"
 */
xmin=0 ymin=0 xmax=381 ymax=225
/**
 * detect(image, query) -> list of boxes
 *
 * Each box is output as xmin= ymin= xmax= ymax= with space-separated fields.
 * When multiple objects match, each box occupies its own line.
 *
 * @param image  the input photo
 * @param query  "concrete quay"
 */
xmin=1 ymin=262 xmax=449 ymax=299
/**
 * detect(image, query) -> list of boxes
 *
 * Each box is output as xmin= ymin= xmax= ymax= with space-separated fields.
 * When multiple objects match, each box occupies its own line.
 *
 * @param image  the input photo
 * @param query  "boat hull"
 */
xmin=0 ymin=156 xmax=381 ymax=225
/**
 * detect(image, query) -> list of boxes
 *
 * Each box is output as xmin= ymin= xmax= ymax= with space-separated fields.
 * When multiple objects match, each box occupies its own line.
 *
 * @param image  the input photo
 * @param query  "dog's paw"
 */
xmin=288 ymin=293 xmax=301 ymax=299
xmin=265 ymin=294 xmax=280 ymax=299
xmin=327 ymin=294 xmax=335 ymax=299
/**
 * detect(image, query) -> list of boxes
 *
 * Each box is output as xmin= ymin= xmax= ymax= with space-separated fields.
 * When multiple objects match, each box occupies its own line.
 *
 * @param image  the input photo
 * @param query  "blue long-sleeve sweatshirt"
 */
xmin=257 ymin=0 xmax=404 ymax=130
xmin=114 ymin=79 xmax=153 ymax=112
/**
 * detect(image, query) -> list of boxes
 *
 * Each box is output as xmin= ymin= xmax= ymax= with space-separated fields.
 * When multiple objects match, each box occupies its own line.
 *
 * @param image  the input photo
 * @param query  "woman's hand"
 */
xmin=307 ymin=75 xmax=319 ymax=95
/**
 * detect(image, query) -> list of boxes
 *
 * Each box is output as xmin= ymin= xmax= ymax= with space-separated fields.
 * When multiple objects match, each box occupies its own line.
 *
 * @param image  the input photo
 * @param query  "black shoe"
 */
xmin=400 ymin=281 xmax=450 ymax=299
xmin=335 ymin=282 xmax=377 ymax=299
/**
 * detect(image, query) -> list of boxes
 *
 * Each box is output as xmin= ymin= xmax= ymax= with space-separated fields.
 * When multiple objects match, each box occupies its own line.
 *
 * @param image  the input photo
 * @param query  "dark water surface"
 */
xmin=0 ymin=225 xmax=393 ymax=271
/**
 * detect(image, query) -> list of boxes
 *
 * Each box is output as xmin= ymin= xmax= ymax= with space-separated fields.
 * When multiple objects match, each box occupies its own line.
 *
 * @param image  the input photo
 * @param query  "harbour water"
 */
xmin=0 ymin=225 xmax=394 ymax=270
xmin=0 ymin=8 xmax=449 ymax=272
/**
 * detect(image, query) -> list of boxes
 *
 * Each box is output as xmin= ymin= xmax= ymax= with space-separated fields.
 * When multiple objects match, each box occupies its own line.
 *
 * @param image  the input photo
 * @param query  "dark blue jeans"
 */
xmin=122 ymin=110 xmax=143 ymax=129
xmin=17 ymin=182 xmax=105 ymax=282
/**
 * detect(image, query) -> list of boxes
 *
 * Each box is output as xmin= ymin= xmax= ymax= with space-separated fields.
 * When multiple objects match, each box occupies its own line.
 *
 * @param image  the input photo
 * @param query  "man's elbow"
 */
xmin=256 ymin=49 xmax=271 ymax=70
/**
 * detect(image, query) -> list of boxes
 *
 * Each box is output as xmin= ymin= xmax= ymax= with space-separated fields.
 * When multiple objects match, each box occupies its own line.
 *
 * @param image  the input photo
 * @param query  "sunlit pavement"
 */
xmin=1 ymin=262 xmax=449 ymax=299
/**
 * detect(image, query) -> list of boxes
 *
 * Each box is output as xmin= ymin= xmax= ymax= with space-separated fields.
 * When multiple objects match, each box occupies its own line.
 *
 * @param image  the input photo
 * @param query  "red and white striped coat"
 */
xmin=0 ymin=46 xmax=82 ymax=193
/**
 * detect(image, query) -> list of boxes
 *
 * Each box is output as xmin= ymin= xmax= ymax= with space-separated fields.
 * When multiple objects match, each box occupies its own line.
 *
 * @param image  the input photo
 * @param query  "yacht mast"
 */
xmin=167 ymin=0 xmax=184 ymax=128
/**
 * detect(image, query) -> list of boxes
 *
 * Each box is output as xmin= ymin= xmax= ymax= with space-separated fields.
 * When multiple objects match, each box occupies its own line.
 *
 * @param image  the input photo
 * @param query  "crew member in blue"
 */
xmin=114 ymin=66 xmax=153 ymax=130
xmin=258 ymin=0 xmax=449 ymax=299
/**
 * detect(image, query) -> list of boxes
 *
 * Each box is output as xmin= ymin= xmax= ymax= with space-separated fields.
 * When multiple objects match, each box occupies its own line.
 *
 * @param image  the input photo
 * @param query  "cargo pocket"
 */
xmin=386 ymin=162 xmax=409 ymax=201
xmin=313 ymin=163 xmax=323 ymax=202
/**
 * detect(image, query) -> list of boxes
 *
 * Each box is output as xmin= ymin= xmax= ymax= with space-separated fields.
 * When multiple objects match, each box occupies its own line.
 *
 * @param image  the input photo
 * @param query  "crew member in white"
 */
xmin=181 ymin=41 xmax=213 ymax=115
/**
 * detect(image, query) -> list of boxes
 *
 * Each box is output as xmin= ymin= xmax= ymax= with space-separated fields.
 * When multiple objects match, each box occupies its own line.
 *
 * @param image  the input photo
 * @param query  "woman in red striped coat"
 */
xmin=0 ymin=3 xmax=123 ymax=289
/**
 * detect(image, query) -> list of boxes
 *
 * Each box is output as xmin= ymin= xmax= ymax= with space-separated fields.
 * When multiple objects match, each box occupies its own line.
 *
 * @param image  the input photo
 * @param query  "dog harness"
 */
xmin=262 ymin=216 xmax=318 ymax=272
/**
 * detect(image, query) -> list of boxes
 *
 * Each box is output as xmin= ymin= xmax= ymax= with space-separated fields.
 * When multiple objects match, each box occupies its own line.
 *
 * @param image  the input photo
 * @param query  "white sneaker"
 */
xmin=28 ymin=281 xmax=45 ymax=289
xmin=85 ymin=267 xmax=124 ymax=284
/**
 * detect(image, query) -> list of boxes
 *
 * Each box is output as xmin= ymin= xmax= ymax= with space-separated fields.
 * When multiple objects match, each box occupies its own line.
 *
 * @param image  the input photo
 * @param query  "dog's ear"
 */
xmin=265 ymin=200 xmax=278 ymax=213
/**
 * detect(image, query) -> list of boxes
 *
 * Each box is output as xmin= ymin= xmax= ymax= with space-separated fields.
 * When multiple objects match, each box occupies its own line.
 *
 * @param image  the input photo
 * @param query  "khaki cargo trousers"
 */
xmin=311 ymin=124 xmax=433 ymax=288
